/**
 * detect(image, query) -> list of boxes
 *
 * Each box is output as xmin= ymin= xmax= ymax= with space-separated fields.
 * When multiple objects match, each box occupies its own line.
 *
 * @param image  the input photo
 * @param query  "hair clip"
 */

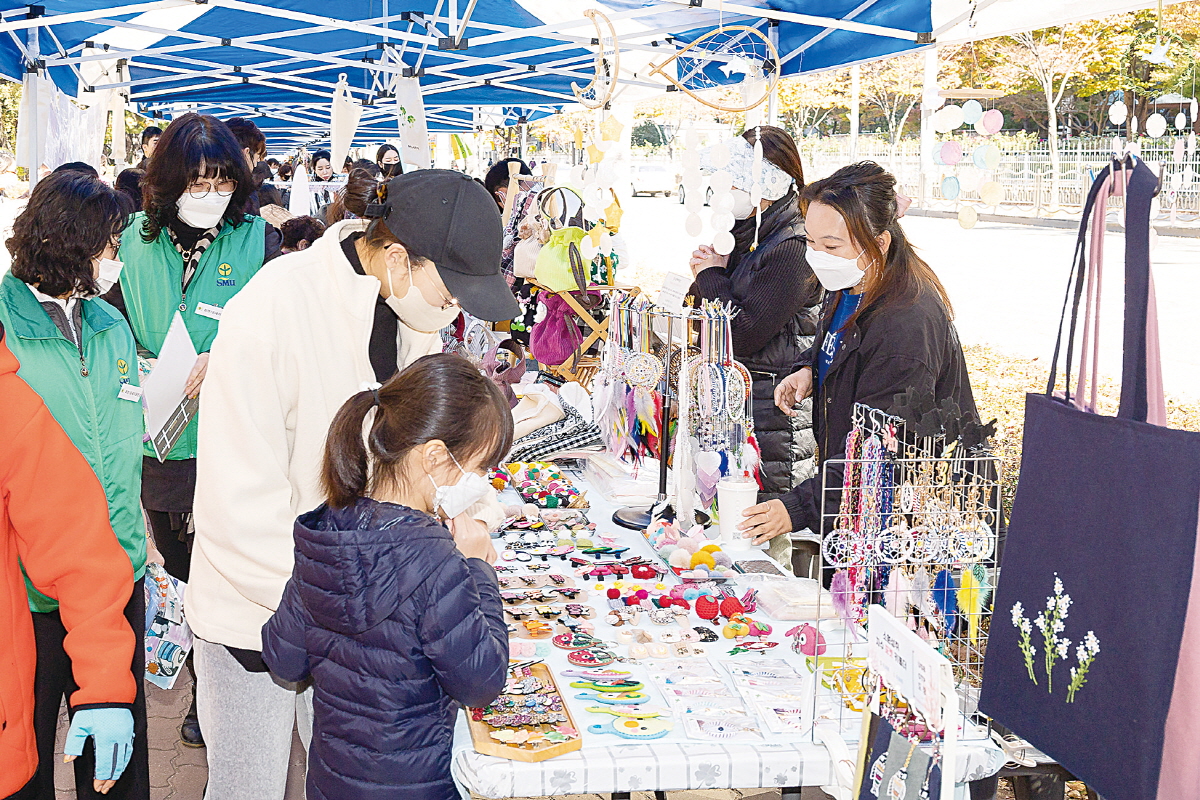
xmin=547 ymin=574 xmax=566 ymax=586
xmin=565 ymin=604 xmax=587 ymax=618
xmin=556 ymin=587 xmax=582 ymax=599
xmin=535 ymin=605 xmax=560 ymax=619
xmin=519 ymin=575 xmax=540 ymax=587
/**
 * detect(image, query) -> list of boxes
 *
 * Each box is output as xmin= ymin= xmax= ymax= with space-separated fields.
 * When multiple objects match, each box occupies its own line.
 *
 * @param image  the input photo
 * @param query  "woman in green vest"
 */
xmin=0 ymin=170 xmax=147 ymax=800
xmin=104 ymin=112 xmax=277 ymax=748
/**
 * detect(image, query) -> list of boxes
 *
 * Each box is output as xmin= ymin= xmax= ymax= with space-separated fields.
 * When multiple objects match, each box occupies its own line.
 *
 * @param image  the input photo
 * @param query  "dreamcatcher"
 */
xmin=647 ymin=25 xmax=778 ymax=113
xmin=571 ymin=9 xmax=620 ymax=110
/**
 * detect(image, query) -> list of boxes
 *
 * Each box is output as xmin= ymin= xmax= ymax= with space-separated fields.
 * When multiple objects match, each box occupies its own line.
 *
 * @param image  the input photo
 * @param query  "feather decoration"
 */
xmin=957 ymin=568 xmax=985 ymax=647
xmin=911 ymin=566 xmax=932 ymax=618
xmin=883 ymin=568 xmax=912 ymax=619
xmin=932 ymin=569 xmax=958 ymax=638
xmin=830 ymin=570 xmax=859 ymax=641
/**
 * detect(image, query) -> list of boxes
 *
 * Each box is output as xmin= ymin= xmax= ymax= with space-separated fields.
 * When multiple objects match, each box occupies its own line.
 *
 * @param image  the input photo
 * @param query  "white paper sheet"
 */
xmin=141 ymin=312 xmax=198 ymax=443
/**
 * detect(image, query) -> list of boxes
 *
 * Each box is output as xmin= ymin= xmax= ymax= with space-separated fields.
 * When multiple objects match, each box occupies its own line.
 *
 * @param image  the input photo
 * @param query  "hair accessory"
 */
xmin=589 ymin=718 xmax=673 ymax=740
xmin=575 ymin=689 xmax=650 ymax=704
xmin=567 ymin=647 xmax=616 ymax=667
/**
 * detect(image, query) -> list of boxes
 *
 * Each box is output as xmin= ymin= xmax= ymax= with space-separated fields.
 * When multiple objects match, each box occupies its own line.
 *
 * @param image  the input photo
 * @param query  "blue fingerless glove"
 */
xmin=65 ymin=707 xmax=134 ymax=782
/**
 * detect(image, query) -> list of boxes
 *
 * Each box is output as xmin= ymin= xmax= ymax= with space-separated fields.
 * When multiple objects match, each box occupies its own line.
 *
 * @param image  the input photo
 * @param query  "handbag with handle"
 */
xmin=978 ymin=157 xmax=1200 ymax=800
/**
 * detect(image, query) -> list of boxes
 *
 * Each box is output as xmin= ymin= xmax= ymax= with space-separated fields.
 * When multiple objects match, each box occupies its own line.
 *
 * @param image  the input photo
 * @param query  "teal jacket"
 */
xmin=0 ymin=273 xmax=145 ymax=612
xmin=118 ymin=212 xmax=266 ymax=461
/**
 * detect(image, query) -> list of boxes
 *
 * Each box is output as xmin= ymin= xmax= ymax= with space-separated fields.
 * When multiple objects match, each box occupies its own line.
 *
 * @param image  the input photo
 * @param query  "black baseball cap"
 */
xmin=368 ymin=169 xmax=519 ymax=321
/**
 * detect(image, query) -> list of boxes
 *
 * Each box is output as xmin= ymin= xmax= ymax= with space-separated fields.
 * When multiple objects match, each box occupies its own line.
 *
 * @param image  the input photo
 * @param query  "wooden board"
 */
xmin=466 ymin=662 xmax=583 ymax=762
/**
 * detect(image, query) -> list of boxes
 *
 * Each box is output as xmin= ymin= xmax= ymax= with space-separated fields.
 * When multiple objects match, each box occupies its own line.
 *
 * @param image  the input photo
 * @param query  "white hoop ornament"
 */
xmin=571 ymin=9 xmax=620 ymax=110
xmin=624 ymin=352 xmax=664 ymax=388
xmin=878 ymin=525 xmax=914 ymax=565
xmin=822 ymin=528 xmax=854 ymax=568
xmin=646 ymin=25 xmax=779 ymax=114
xmin=907 ymin=527 xmax=935 ymax=565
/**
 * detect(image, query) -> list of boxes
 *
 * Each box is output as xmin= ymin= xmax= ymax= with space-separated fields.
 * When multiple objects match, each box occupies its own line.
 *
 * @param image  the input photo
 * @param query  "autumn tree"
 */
xmin=857 ymin=53 xmax=923 ymax=145
xmin=774 ymin=69 xmax=847 ymax=137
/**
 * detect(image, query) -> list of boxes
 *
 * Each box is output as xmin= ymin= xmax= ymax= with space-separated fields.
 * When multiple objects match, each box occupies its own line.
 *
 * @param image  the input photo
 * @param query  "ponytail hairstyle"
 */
xmin=324 ymin=167 xmax=379 ymax=225
xmin=800 ymin=161 xmax=951 ymax=330
xmin=321 ymin=353 xmax=515 ymax=509
xmin=742 ymin=125 xmax=804 ymax=191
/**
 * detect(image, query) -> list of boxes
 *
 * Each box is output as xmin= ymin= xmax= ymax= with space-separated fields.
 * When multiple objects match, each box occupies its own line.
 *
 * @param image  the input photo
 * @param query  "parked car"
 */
xmin=630 ymin=164 xmax=675 ymax=197
xmin=677 ymin=175 xmax=713 ymax=207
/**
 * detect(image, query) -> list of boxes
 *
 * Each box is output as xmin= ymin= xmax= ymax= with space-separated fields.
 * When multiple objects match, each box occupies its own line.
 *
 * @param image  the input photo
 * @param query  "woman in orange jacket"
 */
xmin=0 ymin=324 xmax=137 ymax=799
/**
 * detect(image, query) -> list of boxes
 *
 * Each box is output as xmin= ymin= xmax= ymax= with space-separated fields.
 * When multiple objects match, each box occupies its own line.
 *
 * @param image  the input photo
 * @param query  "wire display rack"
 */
xmin=812 ymin=403 xmax=1001 ymax=741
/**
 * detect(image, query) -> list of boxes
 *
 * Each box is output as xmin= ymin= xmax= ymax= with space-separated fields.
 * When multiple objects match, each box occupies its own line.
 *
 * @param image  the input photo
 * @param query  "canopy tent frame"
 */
xmin=0 ymin=0 xmax=1178 ymax=153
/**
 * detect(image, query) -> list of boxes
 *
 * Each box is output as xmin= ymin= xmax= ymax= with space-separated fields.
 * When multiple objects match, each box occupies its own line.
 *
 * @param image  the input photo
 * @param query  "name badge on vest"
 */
xmin=118 ymin=383 xmax=144 ymax=402
xmin=195 ymin=302 xmax=224 ymax=321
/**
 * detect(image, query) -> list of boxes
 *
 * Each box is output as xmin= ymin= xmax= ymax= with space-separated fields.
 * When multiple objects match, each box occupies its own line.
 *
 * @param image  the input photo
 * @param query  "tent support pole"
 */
xmin=918 ymin=47 xmax=940 ymax=211
xmin=850 ymin=63 xmax=860 ymax=160
xmin=27 ymin=16 xmax=38 ymax=189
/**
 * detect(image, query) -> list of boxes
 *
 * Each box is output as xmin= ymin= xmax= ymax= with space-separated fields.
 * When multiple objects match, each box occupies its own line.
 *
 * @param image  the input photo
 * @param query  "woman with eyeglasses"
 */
xmin=104 ymin=112 xmax=278 ymax=750
xmin=185 ymin=171 xmax=518 ymax=799
xmin=0 ymin=170 xmax=147 ymax=800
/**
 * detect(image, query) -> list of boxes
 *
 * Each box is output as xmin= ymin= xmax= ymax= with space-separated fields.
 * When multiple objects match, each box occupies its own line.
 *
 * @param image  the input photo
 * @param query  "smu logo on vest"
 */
xmin=216 ymin=263 xmax=237 ymax=287
xmin=117 ymin=358 xmax=130 ymax=384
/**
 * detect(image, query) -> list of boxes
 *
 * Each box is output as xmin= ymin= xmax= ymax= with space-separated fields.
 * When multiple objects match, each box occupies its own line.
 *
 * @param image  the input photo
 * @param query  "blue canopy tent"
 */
xmin=0 ymin=0 xmax=1174 ymax=152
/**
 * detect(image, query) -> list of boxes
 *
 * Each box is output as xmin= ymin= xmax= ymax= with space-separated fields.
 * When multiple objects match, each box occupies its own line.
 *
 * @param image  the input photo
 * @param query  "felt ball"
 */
xmin=677 ymin=537 xmax=700 ymax=554
xmin=700 ymin=544 xmax=721 ymax=553
xmin=683 ymin=588 xmax=701 ymax=601
xmin=607 ymin=588 xmax=621 ymax=600
xmin=624 ymin=597 xmax=639 ymax=606
xmin=635 ymin=589 xmax=649 ymax=600
xmin=669 ymin=549 xmax=692 ymax=569
xmin=656 ymin=597 xmax=672 ymax=608
xmin=690 ymin=551 xmax=716 ymax=569
xmin=712 ymin=552 xmax=733 ymax=568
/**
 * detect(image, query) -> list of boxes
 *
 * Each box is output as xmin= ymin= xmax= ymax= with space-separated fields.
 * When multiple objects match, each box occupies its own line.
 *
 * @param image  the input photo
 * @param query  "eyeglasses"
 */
xmin=413 ymin=263 xmax=458 ymax=310
xmin=186 ymin=178 xmax=238 ymax=198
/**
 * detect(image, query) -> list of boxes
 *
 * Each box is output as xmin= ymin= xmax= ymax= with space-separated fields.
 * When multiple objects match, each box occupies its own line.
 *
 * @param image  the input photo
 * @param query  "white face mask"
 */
xmin=730 ymin=188 xmax=756 ymax=220
xmin=384 ymin=263 xmax=462 ymax=333
xmin=428 ymin=453 xmax=492 ymax=519
xmin=94 ymin=258 xmax=123 ymax=295
xmin=807 ymin=248 xmax=866 ymax=292
xmin=176 ymin=191 xmax=232 ymax=229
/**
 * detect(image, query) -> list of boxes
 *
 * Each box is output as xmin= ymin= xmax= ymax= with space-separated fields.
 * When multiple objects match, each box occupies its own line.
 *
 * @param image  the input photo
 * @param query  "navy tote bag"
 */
xmin=979 ymin=158 xmax=1200 ymax=800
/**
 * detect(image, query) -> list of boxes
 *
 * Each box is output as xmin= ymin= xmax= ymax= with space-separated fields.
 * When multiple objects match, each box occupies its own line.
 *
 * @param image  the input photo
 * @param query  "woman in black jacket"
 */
xmin=688 ymin=127 xmax=822 ymax=530
xmin=739 ymin=161 xmax=977 ymax=545
xmin=262 ymin=354 xmax=511 ymax=800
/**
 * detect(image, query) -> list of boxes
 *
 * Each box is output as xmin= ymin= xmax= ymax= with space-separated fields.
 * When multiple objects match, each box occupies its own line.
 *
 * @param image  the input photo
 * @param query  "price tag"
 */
xmin=118 ymin=383 xmax=144 ymax=402
xmin=195 ymin=302 xmax=223 ymax=321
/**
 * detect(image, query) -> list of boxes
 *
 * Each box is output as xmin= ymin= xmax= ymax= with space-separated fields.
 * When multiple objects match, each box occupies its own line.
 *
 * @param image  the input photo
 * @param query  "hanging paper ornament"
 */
xmin=957 ymin=166 xmax=982 ymax=193
xmin=605 ymin=199 xmax=623 ymax=231
xmin=939 ymin=141 xmax=963 ymax=166
xmin=600 ymin=115 xmax=624 ymax=143
xmin=587 ymin=144 xmax=604 ymax=164
xmin=710 ymin=140 xmax=730 ymax=169
xmin=713 ymin=230 xmax=735 ymax=257
xmin=1174 ymin=138 xmax=1186 ymax=163
xmin=570 ymin=164 xmax=586 ymax=185
xmin=962 ymin=99 xmax=983 ymax=124
xmin=1188 ymin=132 xmax=1196 ymax=156
xmin=1192 ymin=98 xmax=1199 ymax=119
xmin=710 ymin=211 xmax=735 ymax=233
xmin=709 ymin=170 xmax=733 ymax=194
xmin=574 ymin=127 xmax=585 ymax=149
xmin=1129 ymin=115 xmax=1139 ymax=135
xmin=711 ymin=191 xmax=734 ymax=213
xmin=975 ymin=108 xmax=1003 ymax=136
xmin=596 ymin=162 xmax=617 ymax=190
xmin=1109 ymin=101 xmax=1129 ymax=126
xmin=1176 ymin=112 xmax=1188 ymax=131
xmin=685 ymin=128 xmax=700 ymax=149
xmin=583 ymin=184 xmax=605 ymax=207
xmin=685 ymin=213 xmax=704 ymax=238
xmin=685 ymin=191 xmax=705 ymax=214
xmin=580 ymin=236 xmax=599 ymax=260
xmin=940 ymin=176 xmax=961 ymax=201
xmin=682 ymin=150 xmax=700 ymax=172
xmin=979 ymin=181 xmax=1004 ymax=207
xmin=595 ymin=138 xmax=615 ymax=153
xmin=1146 ymin=113 xmax=1168 ymax=138
xmin=957 ymin=206 xmax=978 ymax=229
xmin=933 ymin=104 xmax=964 ymax=133
xmin=973 ymin=143 xmax=1001 ymax=171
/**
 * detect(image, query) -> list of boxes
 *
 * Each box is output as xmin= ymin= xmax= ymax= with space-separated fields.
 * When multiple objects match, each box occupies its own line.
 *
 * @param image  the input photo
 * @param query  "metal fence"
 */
xmin=797 ymin=134 xmax=1200 ymax=227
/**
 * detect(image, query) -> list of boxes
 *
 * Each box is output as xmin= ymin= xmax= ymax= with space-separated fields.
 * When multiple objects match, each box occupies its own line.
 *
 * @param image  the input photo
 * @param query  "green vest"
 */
xmin=0 ymin=273 xmax=146 ymax=613
xmin=118 ymin=213 xmax=266 ymax=460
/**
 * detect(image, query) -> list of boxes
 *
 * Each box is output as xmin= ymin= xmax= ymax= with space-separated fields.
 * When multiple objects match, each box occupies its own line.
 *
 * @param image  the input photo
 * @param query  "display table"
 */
xmin=451 ymin=471 xmax=1006 ymax=799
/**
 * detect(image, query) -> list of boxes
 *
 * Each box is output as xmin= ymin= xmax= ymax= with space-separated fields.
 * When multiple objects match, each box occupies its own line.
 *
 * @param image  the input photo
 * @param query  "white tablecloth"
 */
xmin=451 ymin=474 xmax=1006 ymax=798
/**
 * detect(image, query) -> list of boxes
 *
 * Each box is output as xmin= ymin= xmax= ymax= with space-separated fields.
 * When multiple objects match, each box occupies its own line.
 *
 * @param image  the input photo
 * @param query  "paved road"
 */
xmin=618 ymin=195 xmax=1200 ymax=402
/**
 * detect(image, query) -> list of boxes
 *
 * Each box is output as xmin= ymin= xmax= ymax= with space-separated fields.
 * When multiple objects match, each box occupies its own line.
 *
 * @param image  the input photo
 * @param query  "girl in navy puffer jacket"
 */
xmin=262 ymin=354 xmax=513 ymax=800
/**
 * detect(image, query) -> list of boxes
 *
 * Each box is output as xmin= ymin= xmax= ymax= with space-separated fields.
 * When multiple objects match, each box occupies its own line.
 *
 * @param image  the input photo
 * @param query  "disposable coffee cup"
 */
xmin=717 ymin=478 xmax=763 ymax=550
